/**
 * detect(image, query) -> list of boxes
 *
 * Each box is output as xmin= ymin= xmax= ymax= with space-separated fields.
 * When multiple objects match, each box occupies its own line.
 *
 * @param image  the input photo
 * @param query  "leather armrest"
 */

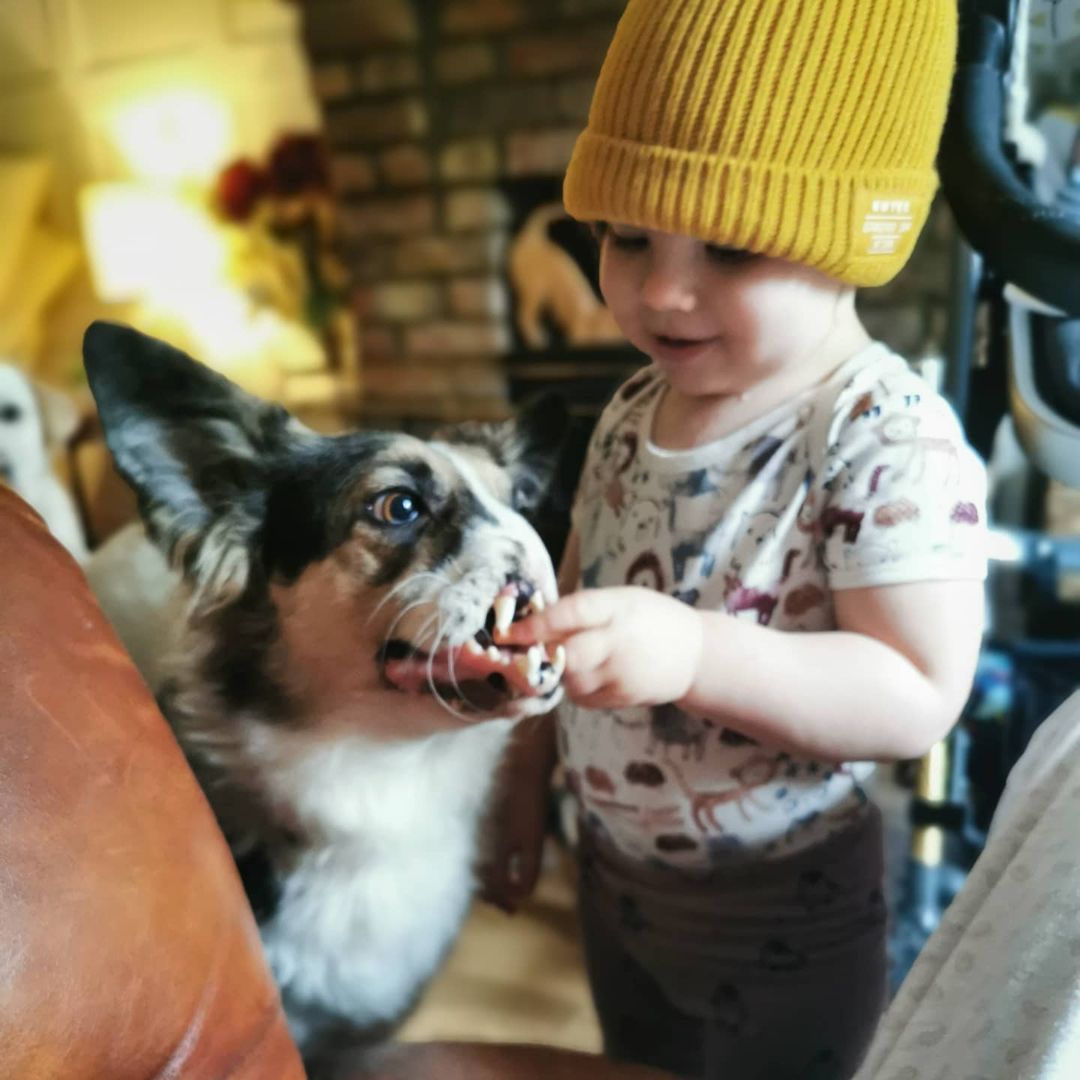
xmin=0 ymin=487 xmax=305 ymax=1079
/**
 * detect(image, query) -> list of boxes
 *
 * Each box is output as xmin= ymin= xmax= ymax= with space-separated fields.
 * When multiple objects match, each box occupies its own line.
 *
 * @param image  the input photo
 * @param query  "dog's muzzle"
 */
xmin=378 ymin=578 xmax=565 ymax=711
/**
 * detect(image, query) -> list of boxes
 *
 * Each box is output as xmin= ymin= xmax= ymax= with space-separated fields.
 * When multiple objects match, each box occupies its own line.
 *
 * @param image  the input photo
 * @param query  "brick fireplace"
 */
xmin=294 ymin=0 xmax=626 ymax=428
xmin=294 ymin=0 xmax=957 ymax=431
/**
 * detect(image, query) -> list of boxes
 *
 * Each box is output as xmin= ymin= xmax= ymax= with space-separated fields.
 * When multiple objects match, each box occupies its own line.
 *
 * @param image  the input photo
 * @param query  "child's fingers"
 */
xmin=500 ymin=590 xmax=614 ymax=646
xmin=563 ymin=627 xmax=611 ymax=675
xmin=558 ymin=629 xmax=614 ymax=699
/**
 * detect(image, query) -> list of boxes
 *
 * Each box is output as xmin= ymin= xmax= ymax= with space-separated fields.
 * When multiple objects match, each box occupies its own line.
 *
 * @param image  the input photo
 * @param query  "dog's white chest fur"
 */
xmin=251 ymin=718 xmax=512 ymax=1039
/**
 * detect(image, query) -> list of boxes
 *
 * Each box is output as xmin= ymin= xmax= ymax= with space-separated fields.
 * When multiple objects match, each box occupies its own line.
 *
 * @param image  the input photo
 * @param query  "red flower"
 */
xmin=266 ymin=133 xmax=331 ymax=197
xmin=216 ymin=159 xmax=267 ymax=222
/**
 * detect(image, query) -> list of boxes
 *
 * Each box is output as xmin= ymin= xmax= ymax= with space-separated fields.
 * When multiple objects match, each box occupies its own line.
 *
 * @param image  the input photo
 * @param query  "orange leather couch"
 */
xmin=0 ymin=484 xmax=305 ymax=1079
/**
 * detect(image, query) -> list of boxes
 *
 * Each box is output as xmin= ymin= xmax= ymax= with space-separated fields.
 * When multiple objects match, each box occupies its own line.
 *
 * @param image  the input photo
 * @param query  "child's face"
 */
xmin=599 ymin=224 xmax=850 ymax=398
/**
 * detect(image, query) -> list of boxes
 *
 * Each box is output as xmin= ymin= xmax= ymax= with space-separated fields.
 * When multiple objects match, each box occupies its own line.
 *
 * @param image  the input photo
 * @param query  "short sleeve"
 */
xmin=819 ymin=367 xmax=988 ymax=590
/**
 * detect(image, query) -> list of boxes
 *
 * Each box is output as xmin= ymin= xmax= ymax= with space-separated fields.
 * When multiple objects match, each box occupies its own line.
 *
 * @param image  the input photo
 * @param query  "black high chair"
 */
xmin=890 ymin=0 xmax=1080 ymax=987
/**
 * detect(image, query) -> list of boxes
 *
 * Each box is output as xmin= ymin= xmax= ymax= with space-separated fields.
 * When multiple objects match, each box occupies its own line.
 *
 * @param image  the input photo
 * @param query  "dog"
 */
xmin=81 ymin=321 xmax=567 ymax=1076
xmin=0 ymin=362 xmax=87 ymax=561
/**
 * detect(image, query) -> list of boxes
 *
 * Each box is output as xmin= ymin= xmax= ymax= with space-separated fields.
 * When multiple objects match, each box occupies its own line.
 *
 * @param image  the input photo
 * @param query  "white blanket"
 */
xmin=858 ymin=692 xmax=1080 ymax=1078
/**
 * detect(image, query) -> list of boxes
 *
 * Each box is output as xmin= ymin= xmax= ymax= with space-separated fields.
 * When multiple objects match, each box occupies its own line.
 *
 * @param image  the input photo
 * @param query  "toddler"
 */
xmin=487 ymin=1 xmax=987 ymax=1077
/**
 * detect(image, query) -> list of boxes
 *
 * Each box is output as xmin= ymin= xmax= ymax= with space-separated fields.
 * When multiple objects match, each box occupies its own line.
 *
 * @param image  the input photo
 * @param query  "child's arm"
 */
xmin=503 ymin=576 xmax=983 ymax=763
xmin=681 ymin=577 xmax=983 ymax=761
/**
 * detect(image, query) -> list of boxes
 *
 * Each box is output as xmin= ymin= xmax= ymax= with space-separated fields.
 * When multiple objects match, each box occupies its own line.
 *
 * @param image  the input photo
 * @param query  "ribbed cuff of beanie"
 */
xmin=563 ymin=131 xmax=939 ymax=288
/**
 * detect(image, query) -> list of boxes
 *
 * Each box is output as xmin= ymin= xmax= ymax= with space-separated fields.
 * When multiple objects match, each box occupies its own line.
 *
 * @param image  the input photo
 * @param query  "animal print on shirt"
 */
xmin=562 ymin=343 xmax=987 ymax=868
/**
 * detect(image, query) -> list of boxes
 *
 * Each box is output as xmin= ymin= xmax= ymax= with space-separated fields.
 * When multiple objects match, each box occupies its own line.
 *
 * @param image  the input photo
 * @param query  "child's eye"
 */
xmin=607 ymin=231 xmax=648 ymax=252
xmin=706 ymin=244 xmax=755 ymax=266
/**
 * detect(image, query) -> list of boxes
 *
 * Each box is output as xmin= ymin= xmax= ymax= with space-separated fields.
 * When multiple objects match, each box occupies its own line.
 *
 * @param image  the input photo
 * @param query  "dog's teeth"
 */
xmin=486 ymin=646 xmax=501 ymax=662
xmin=526 ymin=646 xmax=542 ymax=681
xmin=553 ymin=645 xmax=566 ymax=678
xmin=493 ymin=595 xmax=516 ymax=636
xmin=514 ymin=655 xmax=532 ymax=683
xmin=465 ymin=639 xmax=483 ymax=655
xmin=531 ymin=592 xmax=546 ymax=613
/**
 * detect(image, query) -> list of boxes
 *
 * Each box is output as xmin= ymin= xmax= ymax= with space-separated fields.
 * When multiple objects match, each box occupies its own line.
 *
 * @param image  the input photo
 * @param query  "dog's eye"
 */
xmin=0 ymin=403 xmax=22 ymax=423
xmin=369 ymin=490 xmax=423 ymax=526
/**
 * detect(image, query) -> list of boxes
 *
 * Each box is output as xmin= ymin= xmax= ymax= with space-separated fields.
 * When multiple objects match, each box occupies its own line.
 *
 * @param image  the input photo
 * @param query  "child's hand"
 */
xmin=502 ymin=587 xmax=704 ymax=710
xmin=479 ymin=715 xmax=557 ymax=913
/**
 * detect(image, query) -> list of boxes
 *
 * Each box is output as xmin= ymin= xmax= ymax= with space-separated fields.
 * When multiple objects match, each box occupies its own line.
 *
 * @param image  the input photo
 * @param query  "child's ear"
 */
xmin=32 ymin=381 xmax=81 ymax=451
xmin=82 ymin=321 xmax=312 ymax=610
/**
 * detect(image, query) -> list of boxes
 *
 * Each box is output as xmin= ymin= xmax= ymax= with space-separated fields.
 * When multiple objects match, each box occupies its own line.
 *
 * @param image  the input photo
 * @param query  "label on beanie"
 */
xmin=852 ymin=190 xmax=927 ymax=259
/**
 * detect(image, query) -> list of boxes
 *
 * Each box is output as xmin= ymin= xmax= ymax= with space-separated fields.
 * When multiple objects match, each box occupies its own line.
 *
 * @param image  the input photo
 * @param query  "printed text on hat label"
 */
xmin=853 ymin=192 xmax=920 ymax=259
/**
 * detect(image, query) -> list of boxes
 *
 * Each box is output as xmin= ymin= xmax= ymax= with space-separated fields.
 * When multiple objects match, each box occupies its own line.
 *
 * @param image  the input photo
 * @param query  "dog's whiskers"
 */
xmin=379 ymin=599 xmax=431 ymax=652
xmin=367 ymin=570 xmax=452 ymax=628
xmin=421 ymin=614 xmax=472 ymax=726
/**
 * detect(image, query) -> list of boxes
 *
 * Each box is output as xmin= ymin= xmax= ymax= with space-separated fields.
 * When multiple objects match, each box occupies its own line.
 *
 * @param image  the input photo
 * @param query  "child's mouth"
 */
xmin=652 ymin=333 xmax=718 ymax=360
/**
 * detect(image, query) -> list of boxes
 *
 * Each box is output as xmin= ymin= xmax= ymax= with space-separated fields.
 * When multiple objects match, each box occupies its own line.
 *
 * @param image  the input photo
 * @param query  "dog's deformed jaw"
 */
xmin=378 ymin=578 xmax=566 ymax=713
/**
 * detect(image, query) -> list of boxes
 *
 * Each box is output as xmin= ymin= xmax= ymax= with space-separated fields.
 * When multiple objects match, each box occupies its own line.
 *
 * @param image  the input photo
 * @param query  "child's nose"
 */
xmin=639 ymin=261 xmax=698 ymax=314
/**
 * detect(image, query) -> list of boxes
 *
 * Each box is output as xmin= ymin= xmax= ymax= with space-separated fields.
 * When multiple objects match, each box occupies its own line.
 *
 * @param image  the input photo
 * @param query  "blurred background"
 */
xmin=0 ymin=0 xmax=978 ymax=551
xmin=2 ymin=0 xmax=1079 ymax=1057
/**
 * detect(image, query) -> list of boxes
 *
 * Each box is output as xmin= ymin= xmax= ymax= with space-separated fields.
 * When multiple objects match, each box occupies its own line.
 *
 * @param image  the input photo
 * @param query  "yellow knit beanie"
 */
xmin=563 ymin=0 xmax=957 ymax=287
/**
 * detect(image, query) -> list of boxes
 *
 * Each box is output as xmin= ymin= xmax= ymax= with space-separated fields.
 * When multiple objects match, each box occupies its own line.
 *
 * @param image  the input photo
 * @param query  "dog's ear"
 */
xmin=433 ymin=393 xmax=569 ymax=514
xmin=83 ymin=321 xmax=307 ymax=610
xmin=502 ymin=392 xmax=570 ymax=514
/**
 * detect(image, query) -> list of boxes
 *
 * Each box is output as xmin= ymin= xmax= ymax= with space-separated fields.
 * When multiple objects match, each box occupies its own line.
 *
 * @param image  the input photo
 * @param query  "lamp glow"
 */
xmin=110 ymin=88 xmax=232 ymax=186
xmin=80 ymin=182 xmax=227 ymax=303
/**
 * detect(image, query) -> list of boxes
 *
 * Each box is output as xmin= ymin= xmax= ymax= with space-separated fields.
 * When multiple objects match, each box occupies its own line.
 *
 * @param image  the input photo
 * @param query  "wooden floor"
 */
xmin=400 ymin=843 xmax=602 ymax=1052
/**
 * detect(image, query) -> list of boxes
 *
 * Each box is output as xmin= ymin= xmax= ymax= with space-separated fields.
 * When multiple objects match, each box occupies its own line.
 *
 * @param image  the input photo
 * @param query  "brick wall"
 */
xmin=294 ymin=0 xmax=621 ymax=424
xmin=296 ymin=0 xmax=956 ymax=426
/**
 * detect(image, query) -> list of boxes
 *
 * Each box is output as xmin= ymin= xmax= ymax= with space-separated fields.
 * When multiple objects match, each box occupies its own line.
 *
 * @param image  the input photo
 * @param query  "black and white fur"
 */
xmin=82 ymin=322 xmax=566 ymax=1074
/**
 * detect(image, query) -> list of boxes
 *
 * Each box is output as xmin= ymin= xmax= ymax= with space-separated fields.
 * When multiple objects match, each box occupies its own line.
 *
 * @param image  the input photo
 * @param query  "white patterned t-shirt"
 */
xmin=559 ymin=342 xmax=988 ymax=869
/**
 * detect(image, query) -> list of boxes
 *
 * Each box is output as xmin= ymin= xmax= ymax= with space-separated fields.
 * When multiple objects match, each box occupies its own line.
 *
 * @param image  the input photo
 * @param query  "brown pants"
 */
xmin=578 ymin=807 xmax=888 ymax=1080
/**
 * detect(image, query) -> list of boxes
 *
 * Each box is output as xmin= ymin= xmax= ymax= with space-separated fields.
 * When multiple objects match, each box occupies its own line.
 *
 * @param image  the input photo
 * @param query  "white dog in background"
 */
xmin=0 ymin=363 xmax=87 ymax=562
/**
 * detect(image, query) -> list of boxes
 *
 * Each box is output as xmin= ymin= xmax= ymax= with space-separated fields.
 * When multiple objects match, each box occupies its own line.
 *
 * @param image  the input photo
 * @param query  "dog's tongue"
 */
xmin=383 ymin=639 xmax=563 ymax=699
